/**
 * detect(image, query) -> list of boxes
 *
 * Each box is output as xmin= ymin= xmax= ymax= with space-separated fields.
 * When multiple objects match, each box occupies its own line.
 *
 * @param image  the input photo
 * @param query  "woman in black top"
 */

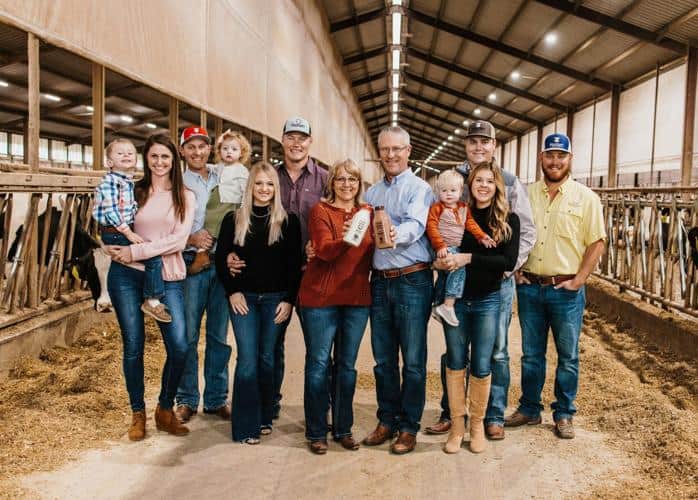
xmin=434 ymin=163 xmax=520 ymax=455
xmin=215 ymin=162 xmax=302 ymax=444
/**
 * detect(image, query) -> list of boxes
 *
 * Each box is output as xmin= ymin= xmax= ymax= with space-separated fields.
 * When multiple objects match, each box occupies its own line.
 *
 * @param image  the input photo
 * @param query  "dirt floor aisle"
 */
xmin=7 ymin=311 xmax=634 ymax=500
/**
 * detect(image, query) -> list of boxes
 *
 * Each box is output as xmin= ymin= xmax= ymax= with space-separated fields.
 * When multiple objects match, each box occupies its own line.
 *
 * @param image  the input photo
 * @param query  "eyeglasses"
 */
xmin=334 ymin=176 xmax=359 ymax=185
xmin=378 ymin=145 xmax=409 ymax=155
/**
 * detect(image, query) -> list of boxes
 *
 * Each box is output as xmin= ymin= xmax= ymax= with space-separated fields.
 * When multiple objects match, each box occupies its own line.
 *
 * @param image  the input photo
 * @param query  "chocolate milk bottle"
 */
xmin=373 ymin=206 xmax=393 ymax=249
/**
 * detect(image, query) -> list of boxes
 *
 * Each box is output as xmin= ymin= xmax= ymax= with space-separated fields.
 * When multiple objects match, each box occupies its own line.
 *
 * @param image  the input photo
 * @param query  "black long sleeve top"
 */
xmin=460 ymin=206 xmax=520 ymax=299
xmin=215 ymin=206 xmax=302 ymax=304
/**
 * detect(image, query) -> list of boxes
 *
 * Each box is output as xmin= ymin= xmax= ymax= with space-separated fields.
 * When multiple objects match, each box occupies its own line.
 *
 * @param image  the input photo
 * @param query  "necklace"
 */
xmin=251 ymin=208 xmax=270 ymax=218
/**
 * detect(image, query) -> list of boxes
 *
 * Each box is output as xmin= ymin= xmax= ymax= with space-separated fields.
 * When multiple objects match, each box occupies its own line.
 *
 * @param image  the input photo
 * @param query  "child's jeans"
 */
xmin=434 ymin=246 xmax=466 ymax=305
xmin=101 ymin=231 xmax=164 ymax=300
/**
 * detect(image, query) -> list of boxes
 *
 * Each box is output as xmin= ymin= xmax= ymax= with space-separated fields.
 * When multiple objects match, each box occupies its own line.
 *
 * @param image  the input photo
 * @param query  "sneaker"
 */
xmin=431 ymin=306 xmax=443 ymax=324
xmin=141 ymin=301 xmax=172 ymax=323
xmin=435 ymin=304 xmax=459 ymax=327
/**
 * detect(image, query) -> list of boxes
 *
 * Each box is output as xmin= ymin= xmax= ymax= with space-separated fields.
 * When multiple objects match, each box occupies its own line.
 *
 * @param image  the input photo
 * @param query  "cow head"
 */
xmin=65 ymin=227 xmax=112 ymax=312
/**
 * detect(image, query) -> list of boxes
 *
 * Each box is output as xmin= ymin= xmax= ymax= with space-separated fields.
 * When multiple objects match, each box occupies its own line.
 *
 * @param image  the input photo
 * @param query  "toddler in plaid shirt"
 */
xmin=92 ymin=138 xmax=171 ymax=323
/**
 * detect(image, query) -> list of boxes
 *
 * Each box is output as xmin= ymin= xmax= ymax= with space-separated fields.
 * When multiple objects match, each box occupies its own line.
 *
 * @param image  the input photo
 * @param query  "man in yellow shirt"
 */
xmin=505 ymin=133 xmax=606 ymax=439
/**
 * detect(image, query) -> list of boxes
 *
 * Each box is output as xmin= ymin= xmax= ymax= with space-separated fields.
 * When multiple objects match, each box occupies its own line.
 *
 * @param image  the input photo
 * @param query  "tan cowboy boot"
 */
xmin=155 ymin=404 xmax=190 ymax=436
xmin=468 ymin=374 xmax=491 ymax=453
xmin=128 ymin=410 xmax=146 ymax=441
xmin=443 ymin=368 xmax=466 ymax=454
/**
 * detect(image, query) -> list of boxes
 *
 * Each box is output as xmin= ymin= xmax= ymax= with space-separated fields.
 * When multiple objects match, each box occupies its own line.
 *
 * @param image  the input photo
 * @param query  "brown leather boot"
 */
xmin=187 ymin=251 xmax=211 ymax=275
xmin=128 ymin=410 xmax=146 ymax=441
xmin=443 ymin=368 xmax=466 ymax=454
xmin=468 ymin=374 xmax=491 ymax=453
xmin=155 ymin=404 xmax=190 ymax=436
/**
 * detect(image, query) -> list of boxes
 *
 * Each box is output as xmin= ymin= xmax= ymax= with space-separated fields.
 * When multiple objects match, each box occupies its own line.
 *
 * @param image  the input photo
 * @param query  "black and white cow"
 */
xmin=2 ymin=206 xmax=113 ymax=312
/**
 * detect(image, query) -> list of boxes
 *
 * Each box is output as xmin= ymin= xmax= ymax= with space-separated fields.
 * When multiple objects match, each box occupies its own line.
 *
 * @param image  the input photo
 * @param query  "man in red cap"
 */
xmin=175 ymin=126 xmax=232 ymax=423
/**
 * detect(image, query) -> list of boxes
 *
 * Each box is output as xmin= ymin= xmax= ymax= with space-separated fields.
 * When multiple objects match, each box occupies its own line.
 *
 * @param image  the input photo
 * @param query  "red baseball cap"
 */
xmin=180 ymin=126 xmax=211 ymax=146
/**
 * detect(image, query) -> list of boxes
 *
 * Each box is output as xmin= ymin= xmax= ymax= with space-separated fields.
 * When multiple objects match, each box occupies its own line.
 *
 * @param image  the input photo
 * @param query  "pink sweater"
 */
xmin=127 ymin=189 xmax=196 ymax=281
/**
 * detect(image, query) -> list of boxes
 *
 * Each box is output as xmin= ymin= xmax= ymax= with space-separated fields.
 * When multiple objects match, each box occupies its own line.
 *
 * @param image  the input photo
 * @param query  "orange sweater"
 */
xmin=426 ymin=201 xmax=487 ymax=252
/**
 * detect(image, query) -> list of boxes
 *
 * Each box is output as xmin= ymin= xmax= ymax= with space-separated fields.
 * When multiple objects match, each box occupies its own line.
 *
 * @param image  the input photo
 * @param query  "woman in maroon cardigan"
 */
xmin=298 ymin=159 xmax=373 ymax=455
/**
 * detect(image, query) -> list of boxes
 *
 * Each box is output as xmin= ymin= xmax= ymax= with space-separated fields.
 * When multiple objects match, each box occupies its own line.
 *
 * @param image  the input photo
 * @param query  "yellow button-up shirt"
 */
xmin=523 ymin=176 xmax=606 ymax=276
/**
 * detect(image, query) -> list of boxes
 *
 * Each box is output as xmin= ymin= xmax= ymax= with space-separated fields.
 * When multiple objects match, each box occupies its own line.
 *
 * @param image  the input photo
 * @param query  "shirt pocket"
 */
xmin=554 ymin=203 xmax=583 ymax=241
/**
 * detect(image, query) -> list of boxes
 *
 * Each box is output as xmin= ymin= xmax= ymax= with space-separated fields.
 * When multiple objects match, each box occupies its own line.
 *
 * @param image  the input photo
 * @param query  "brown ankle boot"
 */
xmin=155 ymin=404 xmax=190 ymax=436
xmin=443 ymin=368 xmax=466 ymax=454
xmin=128 ymin=410 xmax=146 ymax=441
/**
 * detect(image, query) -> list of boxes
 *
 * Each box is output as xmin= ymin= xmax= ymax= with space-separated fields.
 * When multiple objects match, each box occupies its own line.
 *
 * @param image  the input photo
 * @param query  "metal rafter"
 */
xmin=330 ymin=6 xmax=386 ymax=33
xmin=533 ymin=0 xmax=687 ymax=53
xmin=408 ymin=6 xmax=614 ymax=90
xmin=352 ymin=71 xmax=385 ymax=87
xmin=406 ymin=72 xmax=542 ymax=125
xmin=342 ymin=45 xmax=387 ymax=66
xmin=407 ymin=47 xmax=568 ymax=112
xmin=358 ymin=89 xmax=388 ymax=104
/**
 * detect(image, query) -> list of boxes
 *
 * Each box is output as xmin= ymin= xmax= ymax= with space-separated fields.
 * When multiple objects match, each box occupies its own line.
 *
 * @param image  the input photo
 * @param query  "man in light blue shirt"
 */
xmin=175 ymin=127 xmax=232 ymax=423
xmin=361 ymin=126 xmax=435 ymax=455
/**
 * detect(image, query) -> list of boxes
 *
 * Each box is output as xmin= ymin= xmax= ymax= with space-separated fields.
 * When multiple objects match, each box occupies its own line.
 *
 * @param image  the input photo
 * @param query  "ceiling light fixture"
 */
xmin=392 ymin=90 xmax=399 ymax=102
xmin=510 ymin=70 xmax=520 ymax=80
xmin=43 ymin=93 xmax=61 ymax=102
xmin=392 ymin=49 xmax=401 ymax=71
xmin=488 ymin=93 xmax=496 ymax=101
xmin=392 ymin=73 xmax=400 ymax=88
xmin=474 ymin=108 xmax=481 ymax=115
xmin=544 ymin=32 xmax=557 ymax=45
xmin=392 ymin=12 xmax=402 ymax=45
xmin=462 ymin=120 xmax=470 ymax=126
xmin=0 ymin=80 xmax=9 ymax=88
xmin=120 ymin=115 xmax=133 ymax=123
xmin=146 ymin=123 xmax=157 ymax=129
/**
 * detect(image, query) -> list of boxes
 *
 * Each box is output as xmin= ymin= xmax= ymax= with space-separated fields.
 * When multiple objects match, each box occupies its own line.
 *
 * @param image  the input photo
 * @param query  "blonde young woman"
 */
xmin=433 ymin=163 xmax=520 ymax=454
xmin=215 ymin=162 xmax=302 ymax=444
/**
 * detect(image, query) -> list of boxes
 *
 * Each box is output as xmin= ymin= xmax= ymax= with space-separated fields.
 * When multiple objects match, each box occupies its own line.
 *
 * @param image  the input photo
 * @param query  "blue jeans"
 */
xmin=370 ymin=269 xmax=432 ymax=435
xmin=438 ymin=279 xmax=512 ymax=422
xmin=176 ymin=256 xmax=232 ymax=411
xmin=517 ymin=284 xmax=586 ymax=422
xmin=300 ymin=306 xmax=369 ymax=441
xmin=101 ymin=231 xmax=164 ymax=300
xmin=442 ymin=290 xmax=500 ymax=376
xmin=486 ymin=275 xmax=515 ymax=425
xmin=229 ymin=292 xmax=287 ymax=441
xmin=434 ymin=246 xmax=466 ymax=302
xmin=107 ymin=262 xmax=188 ymax=411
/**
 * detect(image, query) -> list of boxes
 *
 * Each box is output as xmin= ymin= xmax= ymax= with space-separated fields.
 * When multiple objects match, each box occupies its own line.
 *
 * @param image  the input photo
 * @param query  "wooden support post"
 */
xmin=262 ymin=135 xmax=269 ymax=163
xmin=27 ymin=33 xmax=40 ymax=171
xmin=681 ymin=47 xmax=697 ymax=186
xmin=608 ymin=85 xmax=621 ymax=187
xmin=91 ymin=63 xmax=105 ymax=170
xmin=214 ymin=117 xmax=223 ymax=141
xmin=169 ymin=97 xmax=179 ymax=146
xmin=200 ymin=109 xmax=207 ymax=128
xmin=535 ymin=125 xmax=543 ymax=181
xmin=515 ymin=135 xmax=522 ymax=178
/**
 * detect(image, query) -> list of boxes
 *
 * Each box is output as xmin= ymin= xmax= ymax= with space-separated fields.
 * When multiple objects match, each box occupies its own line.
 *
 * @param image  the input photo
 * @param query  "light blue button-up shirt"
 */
xmin=183 ymin=164 xmax=220 ymax=251
xmin=364 ymin=168 xmax=435 ymax=270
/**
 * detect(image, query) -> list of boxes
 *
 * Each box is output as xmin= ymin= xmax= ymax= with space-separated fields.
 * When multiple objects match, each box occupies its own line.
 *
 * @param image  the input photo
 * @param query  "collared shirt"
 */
xmin=365 ymin=168 xmax=436 ymax=270
xmin=276 ymin=158 xmax=327 ymax=246
xmin=92 ymin=170 xmax=137 ymax=230
xmin=183 ymin=164 xmax=220 ymax=250
xmin=456 ymin=161 xmax=536 ymax=273
xmin=523 ymin=176 xmax=606 ymax=276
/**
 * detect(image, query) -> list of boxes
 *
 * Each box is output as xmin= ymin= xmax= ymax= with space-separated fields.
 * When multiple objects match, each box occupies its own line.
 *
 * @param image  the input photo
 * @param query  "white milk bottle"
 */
xmin=343 ymin=208 xmax=371 ymax=247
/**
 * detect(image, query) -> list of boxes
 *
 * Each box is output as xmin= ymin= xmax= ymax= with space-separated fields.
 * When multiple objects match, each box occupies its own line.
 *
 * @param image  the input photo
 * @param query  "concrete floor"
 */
xmin=22 ymin=314 xmax=628 ymax=499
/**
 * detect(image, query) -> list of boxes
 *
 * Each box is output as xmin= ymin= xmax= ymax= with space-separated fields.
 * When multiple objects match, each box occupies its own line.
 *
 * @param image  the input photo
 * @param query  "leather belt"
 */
xmin=99 ymin=225 xmax=122 ymax=234
xmin=376 ymin=262 xmax=430 ymax=279
xmin=523 ymin=272 xmax=575 ymax=286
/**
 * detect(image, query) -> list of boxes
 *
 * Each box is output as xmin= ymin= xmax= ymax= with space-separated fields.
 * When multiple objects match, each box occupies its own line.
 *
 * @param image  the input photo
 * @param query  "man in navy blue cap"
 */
xmin=506 ymin=133 xmax=606 ymax=439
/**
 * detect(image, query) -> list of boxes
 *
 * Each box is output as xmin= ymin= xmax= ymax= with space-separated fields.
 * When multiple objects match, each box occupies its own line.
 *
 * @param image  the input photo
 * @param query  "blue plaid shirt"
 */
xmin=92 ymin=171 xmax=137 ymax=229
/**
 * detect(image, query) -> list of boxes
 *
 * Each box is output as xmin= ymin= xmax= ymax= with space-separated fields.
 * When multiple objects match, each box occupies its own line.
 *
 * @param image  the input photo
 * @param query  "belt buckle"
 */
xmin=550 ymin=276 xmax=558 ymax=286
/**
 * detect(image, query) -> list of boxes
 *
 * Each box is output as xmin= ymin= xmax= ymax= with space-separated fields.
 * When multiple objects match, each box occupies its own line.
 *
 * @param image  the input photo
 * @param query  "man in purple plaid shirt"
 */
xmin=93 ymin=138 xmax=171 ymax=323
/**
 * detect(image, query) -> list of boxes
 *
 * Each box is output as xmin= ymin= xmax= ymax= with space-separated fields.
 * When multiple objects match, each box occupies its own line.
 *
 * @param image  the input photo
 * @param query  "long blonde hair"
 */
xmin=234 ymin=162 xmax=287 ymax=246
xmin=467 ymin=163 xmax=512 ymax=243
xmin=326 ymin=159 xmax=364 ymax=206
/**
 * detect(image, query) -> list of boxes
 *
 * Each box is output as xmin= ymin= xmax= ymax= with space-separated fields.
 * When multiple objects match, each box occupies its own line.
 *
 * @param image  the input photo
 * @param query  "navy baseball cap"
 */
xmin=543 ymin=133 xmax=571 ymax=153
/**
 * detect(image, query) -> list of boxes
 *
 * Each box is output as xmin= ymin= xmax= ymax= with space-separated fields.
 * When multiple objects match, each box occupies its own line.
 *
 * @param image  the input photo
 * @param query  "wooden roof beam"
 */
xmin=343 ymin=45 xmax=387 ymax=66
xmin=330 ymin=7 xmax=386 ymax=33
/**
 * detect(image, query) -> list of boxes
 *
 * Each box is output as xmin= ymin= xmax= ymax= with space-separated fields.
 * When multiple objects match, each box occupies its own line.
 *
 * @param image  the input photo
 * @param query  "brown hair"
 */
xmin=136 ymin=134 xmax=188 ymax=222
xmin=214 ymin=130 xmax=251 ymax=165
xmin=466 ymin=163 xmax=511 ymax=243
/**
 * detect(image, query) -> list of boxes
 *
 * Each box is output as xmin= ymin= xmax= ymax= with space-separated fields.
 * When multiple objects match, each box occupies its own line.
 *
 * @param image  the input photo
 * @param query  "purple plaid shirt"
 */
xmin=276 ymin=158 xmax=327 ymax=246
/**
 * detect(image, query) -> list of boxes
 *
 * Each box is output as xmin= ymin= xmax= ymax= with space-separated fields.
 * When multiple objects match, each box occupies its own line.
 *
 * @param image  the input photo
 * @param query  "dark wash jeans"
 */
xmin=107 ymin=262 xmax=187 ymax=411
xmin=229 ymin=291 xmax=289 ymax=442
xmin=370 ymin=268 xmax=432 ymax=435
xmin=300 ymin=305 xmax=369 ymax=441
xmin=516 ymin=283 xmax=586 ymax=422
xmin=101 ymin=231 xmax=164 ymax=300
xmin=442 ymin=290 xmax=501 ymax=376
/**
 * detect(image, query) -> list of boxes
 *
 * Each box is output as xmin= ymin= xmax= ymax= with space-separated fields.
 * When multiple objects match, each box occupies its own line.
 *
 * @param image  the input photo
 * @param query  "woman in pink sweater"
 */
xmin=104 ymin=134 xmax=195 ymax=441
